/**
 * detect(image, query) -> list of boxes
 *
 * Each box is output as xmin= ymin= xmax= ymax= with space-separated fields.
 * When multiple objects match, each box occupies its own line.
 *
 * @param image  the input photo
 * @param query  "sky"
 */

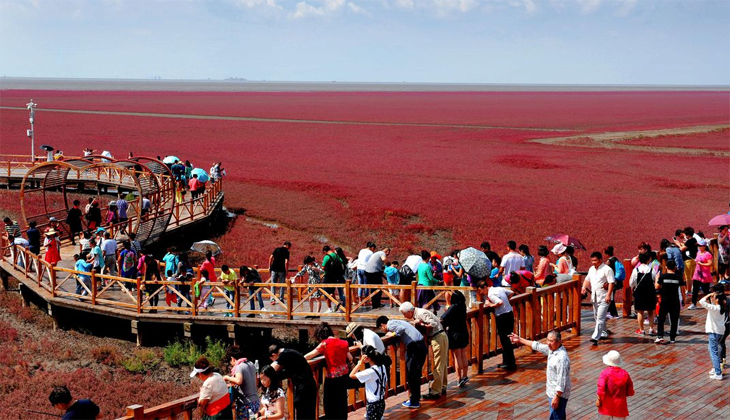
xmin=0 ymin=0 xmax=729 ymax=85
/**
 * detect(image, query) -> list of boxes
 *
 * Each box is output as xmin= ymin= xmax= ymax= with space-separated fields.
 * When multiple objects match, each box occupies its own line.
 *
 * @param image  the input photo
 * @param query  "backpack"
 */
xmin=610 ymin=257 xmax=625 ymax=289
xmin=399 ymin=264 xmax=415 ymax=281
xmin=324 ymin=254 xmax=345 ymax=280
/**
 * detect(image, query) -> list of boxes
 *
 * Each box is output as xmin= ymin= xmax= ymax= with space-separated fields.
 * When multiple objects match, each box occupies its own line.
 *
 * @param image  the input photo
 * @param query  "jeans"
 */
xmin=249 ymin=285 xmax=265 ymax=310
xmin=592 ymin=299 xmax=609 ymax=341
xmin=657 ymin=300 xmax=680 ymax=341
xmin=76 ymin=276 xmax=91 ymax=296
xmin=692 ymin=280 xmax=711 ymax=305
xmin=177 ymin=285 xmax=190 ymax=308
xmin=270 ymin=271 xmax=286 ymax=300
xmin=365 ymin=271 xmax=383 ymax=308
xmin=225 ymin=289 xmax=235 ymax=309
xmin=406 ymin=341 xmax=427 ymax=406
xmin=357 ymin=269 xmax=368 ymax=298
xmin=548 ymin=396 xmax=568 ymax=420
xmin=709 ymin=333 xmax=722 ymax=375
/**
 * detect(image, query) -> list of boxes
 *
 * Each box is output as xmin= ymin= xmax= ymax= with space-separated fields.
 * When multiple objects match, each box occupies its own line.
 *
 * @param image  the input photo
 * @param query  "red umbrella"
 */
xmin=545 ymin=233 xmax=586 ymax=251
xmin=708 ymin=214 xmax=730 ymax=226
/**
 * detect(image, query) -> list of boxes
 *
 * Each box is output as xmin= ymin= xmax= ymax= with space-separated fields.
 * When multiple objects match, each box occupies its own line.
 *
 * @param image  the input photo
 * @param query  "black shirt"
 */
xmin=657 ymin=273 xmax=682 ymax=304
xmin=270 ymin=247 xmax=290 ymax=272
xmin=683 ymin=238 xmax=698 ymax=260
xmin=26 ymin=227 xmax=41 ymax=251
xmin=276 ymin=349 xmax=315 ymax=386
xmin=62 ymin=399 xmax=100 ymax=420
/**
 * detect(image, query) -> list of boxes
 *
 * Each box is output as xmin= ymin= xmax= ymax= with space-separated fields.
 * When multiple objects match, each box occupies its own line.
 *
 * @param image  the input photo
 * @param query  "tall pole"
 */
xmin=26 ymin=99 xmax=37 ymax=161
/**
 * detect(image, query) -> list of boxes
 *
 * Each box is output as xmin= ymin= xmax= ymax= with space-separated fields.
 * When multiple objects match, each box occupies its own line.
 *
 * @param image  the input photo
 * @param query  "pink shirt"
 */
xmin=693 ymin=251 xmax=712 ymax=283
xmin=597 ymin=366 xmax=634 ymax=417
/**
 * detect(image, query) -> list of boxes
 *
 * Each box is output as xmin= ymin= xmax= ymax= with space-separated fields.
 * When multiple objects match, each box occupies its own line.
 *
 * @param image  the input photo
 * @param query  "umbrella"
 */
xmin=708 ymin=214 xmax=730 ymax=226
xmin=191 ymin=167 xmax=209 ymax=183
xmin=163 ymin=155 xmax=180 ymax=164
xmin=459 ymin=247 xmax=491 ymax=279
xmin=404 ymin=255 xmax=423 ymax=272
xmin=190 ymin=240 xmax=222 ymax=256
xmin=545 ymin=233 xmax=586 ymax=251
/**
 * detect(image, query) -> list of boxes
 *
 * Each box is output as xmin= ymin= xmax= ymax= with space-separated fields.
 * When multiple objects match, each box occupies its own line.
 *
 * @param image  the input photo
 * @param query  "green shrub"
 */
xmin=203 ymin=337 xmax=228 ymax=368
xmin=163 ymin=341 xmax=202 ymax=367
xmin=122 ymin=349 xmax=159 ymax=374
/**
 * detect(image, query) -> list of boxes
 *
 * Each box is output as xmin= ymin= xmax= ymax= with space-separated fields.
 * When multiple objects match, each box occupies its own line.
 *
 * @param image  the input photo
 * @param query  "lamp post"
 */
xmin=26 ymin=99 xmax=37 ymax=161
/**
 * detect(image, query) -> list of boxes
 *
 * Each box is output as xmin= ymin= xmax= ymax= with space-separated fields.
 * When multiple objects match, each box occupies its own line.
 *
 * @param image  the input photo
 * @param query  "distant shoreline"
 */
xmin=1 ymin=77 xmax=728 ymax=92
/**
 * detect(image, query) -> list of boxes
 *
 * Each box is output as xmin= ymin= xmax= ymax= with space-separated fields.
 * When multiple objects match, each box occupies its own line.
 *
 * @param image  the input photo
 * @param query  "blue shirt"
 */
xmin=490 ymin=267 xmax=502 ymax=285
xmin=387 ymin=319 xmax=423 ymax=346
xmin=75 ymin=259 xmax=92 ymax=281
xmin=665 ymin=246 xmax=684 ymax=271
xmin=162 ymin=253 xmax=179 ymax=277
xmin=384 ymin=266 xmax=400 ymax=284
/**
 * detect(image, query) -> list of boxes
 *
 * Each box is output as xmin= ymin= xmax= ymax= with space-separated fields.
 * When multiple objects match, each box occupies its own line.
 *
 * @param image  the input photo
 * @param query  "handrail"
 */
xmin=115 ymin=279 xmax=582 ymax=420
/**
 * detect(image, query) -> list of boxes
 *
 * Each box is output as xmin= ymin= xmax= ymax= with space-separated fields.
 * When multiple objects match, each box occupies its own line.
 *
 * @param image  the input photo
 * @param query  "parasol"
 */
xmin=459 ymin=247 xmax=491 ymax=279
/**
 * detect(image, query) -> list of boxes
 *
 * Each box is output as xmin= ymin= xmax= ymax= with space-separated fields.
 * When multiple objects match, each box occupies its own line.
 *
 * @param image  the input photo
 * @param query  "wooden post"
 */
xmin=573 ymin=280 xmax=582 ymax=335
xmin=192 ymin=275 xmax=198 ymax=317
xmin=50 ymin=267 xmax=57 ymax=297
xmin=126 ymin=404 xmax=144 ymax=420
xmin=527 ymin=287 xmax=540 ymax=340
xmin=475 ymin=302 xmax=484 ymax=374
xmin=91 ymin=270 xmax=97 ymax=305
xmin=344 ymin=279 xmax=352 ymax=322
xmin=622 ymin=259 xmax=632 ymax=318
xmin=286 ymin=280 xmax=293 ymax=320
xmin=234 ymin=282 xmax=240 ymax=318
xmin=711 ymin=233 xmax=720 ymax=282
xmin=136 ymin=277 xmax=142 ymax=314
xmin=410 ymin=281 xmax=417 ymax=305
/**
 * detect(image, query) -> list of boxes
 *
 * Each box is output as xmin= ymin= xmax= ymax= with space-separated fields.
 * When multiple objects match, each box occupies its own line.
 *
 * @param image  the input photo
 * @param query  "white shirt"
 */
xmin=532 ymin=342 xmax=571 ymax=400
xmin=487 ymin=287 xmax=514 ymax=316
xmin=700 ymin=297 xmax=727 ymax=334
xmin=362 ymin=328 xmax=385 ymax=354
xmin=356 ymin=249 xmax=373 ymax=270
xmin=585 ymin=263 xmax=614 ymax=302
xmin=355 ymin=365 xmax=388 ymax=403
xmin=199 ymin=373 xmax=229 ymax=402
xmin=101 ymin=238 xmax=117 ymax=256
xmin=500 ymin=251 xmax=524 ymax=275
xmin=404 ymin=255 xmax=423 ymax=272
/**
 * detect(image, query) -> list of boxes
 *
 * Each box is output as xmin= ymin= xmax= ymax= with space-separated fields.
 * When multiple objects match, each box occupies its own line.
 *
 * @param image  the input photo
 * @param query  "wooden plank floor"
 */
xmin=351 ymin=308 xmax=729 ymax=419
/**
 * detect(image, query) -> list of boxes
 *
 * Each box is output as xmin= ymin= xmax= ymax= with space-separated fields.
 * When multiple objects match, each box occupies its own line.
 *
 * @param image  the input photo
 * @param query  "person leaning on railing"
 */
xmin=304 ymin=322 xmax=352 ymax=420
xmin=190 ymin=356 xmax=234 ymax=420
xmin=376 ymin=315 xmax=427 ymax=410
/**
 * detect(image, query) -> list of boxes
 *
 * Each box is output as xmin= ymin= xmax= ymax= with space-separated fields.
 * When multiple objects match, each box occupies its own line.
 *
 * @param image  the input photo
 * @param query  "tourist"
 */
xmin=718 ymin=225 xmax=730 ymax=282
xmin=293 ymin=256 xmax=324 ymax=316
xmin=162 ymin=247 xmax=179 ymax=282
xmin=507 ymin=270 xmax=534 ymax=295
xmin=629 ymin=253 xmax=656 ymax=335
xmin=690 ymin=239 xmax=714 ymax=309
xmin=365 ymin=247 xmax=390 ymax=309
xmin=165 ymin=269 xmax=178 ymax=306
xmin=700 ymin=284 xmax=727 ymax=380
xmin=48 ymin=385 xmax=101 ymax=420
xmin=334 ymin=247 xmax=350 ymax=304
xmin=498 ymin=240 xmax=525 ymax=279
xmin=602 ymin=246 xmax=623 ymax=319
xmin=440 ymin=290 xmax=470 ymax=387
xmin=128 ymin=232 xmax=142 ymax=255
xmin=510 ymin=331 xmax=571 ymax=420
xmin=239 ymin=266 xmax=266 ymax=316
xmin=596 ymin=350 xmax=634 ymax=420
xmin=101 ymin=231 xmax=118 ymax=277
xmin=582 ymin=252 xmax=615 ymax=345
xmin=416 ymin=250 xmax=440 ymax=311
xmin=552 ymin=244 xmax=574 ymax=283
xmin=25 ymin=220 xmax=40 ymax=255
xmin=377 ymin=315 xmax=427 ymax=409
xmin=139 ymin=253 xmax=162 ymax=312
xmin=566 ymin=246 xmax=578 ymax=271
xmin=384 ymin=260 xmax=400 ymax=307
xmin=444 ymin=251 xmax=466 ymax=307
xmin=85 ymin=201 xmax=102 ymax=230
xmin=199 ymin=251 xmax=217 ymax=308
xmin=105 ymin=200 xmax=118 ymax=225
xmin=268 ymin=241 xmax=291 ymax=303
xmin=222 ymin=346 xmax=259 ymax=420
xmin=400 ymin=301 xmax=449 ymax=398
xmin=304 ymin=322 xmax=352 ymax=420
xmin=345 ymin=322 xmax=385 ymax=354
xmin=175 ymin=253 xmax=192 ymax=310
xmin=66 ymin=200 xmax=83 ymax=245
xmin=140 ymin=195 xmax=152 ymax=217
xmin=87 ymin=238 xmax=103 ymax=275
xmin=79 ymin=230 xmax=92 ymax=258
xmin=718 ymin=286 xmax=730 ymax=370
xmin=190 ymin=356 xmax=233 ymax=420
xmin=399 ymin=253 xmax=421 ymax=304
xmin=220 ymin=265 xmax=238 ymax=317
xmin=321 ymin=245 xmax=345 ymax=312
xmin=116 ymin=193 xmax=129 ymax=233
xmin=73 ymin=253 xmax=93 ymax=298
xmin=350 ymin=345 xmax=389 ymax=420
xmin=490 ymin=255 xmax=503 ymax=286
xmin=269 ymin=343 xmax=317 ymax=419
xmin=210 ymin=162 xmax=222 ymax=183
xmin=480 ymin=241 xmax=499 ymax=265
xmin=184 ymin=160 xmax=194 ymax=181
xmin=484 ymin=278 xmax=516 ymax=370
xmin=534 ymin=245 xmax=551 ymax=286
xmin=674 ymin=227 xmax=698 ymax=293
xmin=43 ymin=228 xmax=62 ymax=267
xmin=2 ymin=217 xmax=21 ymax=241
xmin=655 ymin=260 xmax=682 ymax=344
xmin=257 ymin=365 xmax=288 ymax=420
xmin=189 ymin=174 xmax=202 ymax=200
xmin=117 ymin=241 xmax=138 ymax=288
xmin=519 ymin=244 xmax=535 ymax=273
xmin=356 ymin=242 xmax=377 ymax=304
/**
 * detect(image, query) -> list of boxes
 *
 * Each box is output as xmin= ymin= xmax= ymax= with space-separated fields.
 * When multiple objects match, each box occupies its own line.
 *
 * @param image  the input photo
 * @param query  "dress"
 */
xmin=43 ymin=236 xmax=62 ymax=264
xmin=631 ymin=265 xmax=656 ymax=311
xmin=295 ymin=263 xmax=324 ymax=297
xmin=440 ymin=301 xmax=469 ymax=349
xmin=260 ymin=388 xmax=287 ymax=419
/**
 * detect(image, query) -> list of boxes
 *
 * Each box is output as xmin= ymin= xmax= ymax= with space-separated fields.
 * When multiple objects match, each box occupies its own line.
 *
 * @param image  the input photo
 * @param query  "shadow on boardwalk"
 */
xmin=352 ymin=308 xmax=729 ymax=420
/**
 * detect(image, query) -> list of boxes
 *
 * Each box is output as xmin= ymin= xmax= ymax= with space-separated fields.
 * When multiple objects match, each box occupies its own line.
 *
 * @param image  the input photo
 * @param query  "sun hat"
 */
xmin=430 ymin=251 xmax=442 ymax=260
xmin=44 ymin=229 xmax=57 ymax=236
xmin=551 ymin=243 xmax=567 ymax=255
xmin=697 ymin=238 xmax=708 ymax=247
xmin=602 ymin=350 xmax=622 ymax=367
xmin=189 ymin=366 xmax=210 ymax=378
xmin=345 ymin=322 xmax=361 ymax=337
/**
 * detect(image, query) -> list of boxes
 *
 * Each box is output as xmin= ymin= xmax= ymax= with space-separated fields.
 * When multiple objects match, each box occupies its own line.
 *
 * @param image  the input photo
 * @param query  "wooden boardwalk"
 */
xmin=350 ymin=308 xmax=729 ymax=420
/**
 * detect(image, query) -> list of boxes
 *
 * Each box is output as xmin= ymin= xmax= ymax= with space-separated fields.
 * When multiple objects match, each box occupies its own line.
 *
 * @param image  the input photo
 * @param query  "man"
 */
xmin=399 ymin=302 xmax=449 ymax=398
xmin=268 ymin=241 xmax=291 ymax=303
xmin=321 ymin=245 xmax=345 ymax=312
xmin=3 ymin=216 xmax=21 ymax=241
xmin=480 ymin=241 xmax=499 ymax=266
xmin=127 ymin=232 xmax=142 ymax=255
xmin=65 ymin=200 xmax=83 ymax=245
xmin=87 ymin=238 xmax=104 ymax=275
xmin=377 ymin=315 xmax=427 ymax=409
xmin=674 ymin=227 xmax=698 ymax=293
xmin=140 ymin=195 xmax=151 ymax=217
xmin=655 ymin=260 xmax=682 ymax=344
xmin=346 ymin=322 xmax=385 ymax=353
xmin=356 ymin=241 xmax=377 ymax=303
xmin=115 ymin=193 xmax=129 ymax=233
xmin=498 ymin=240 xmax=525 ymax=278
xmin=269 ymin=343 xmax=317 ymax=420
xmin=188 ymin=174 xmax=202 ymax=200
xmin=582 ymin=252 xmax=615 ymax=345
xmin=484 ymin=278 xmax=516 ymax=370
xmin=365 ymin=247 xmax=390 ymax=309
xmin=101 ymin=231 xmax=118 ymax=277
xmin=510 ymin=331 xmax=571 ymax=420
xmin=48 ymin=385 xmax=101 ymax=420
xmin=26 ymin=220 xmax=41 ymax=255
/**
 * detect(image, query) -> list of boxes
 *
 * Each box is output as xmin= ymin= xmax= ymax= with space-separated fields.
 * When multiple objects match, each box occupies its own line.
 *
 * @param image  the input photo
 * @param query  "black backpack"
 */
xmin=399 ymin=264 xmax=415 ymax=281
xmin=324 ymin=254 xmax=345 ymax=280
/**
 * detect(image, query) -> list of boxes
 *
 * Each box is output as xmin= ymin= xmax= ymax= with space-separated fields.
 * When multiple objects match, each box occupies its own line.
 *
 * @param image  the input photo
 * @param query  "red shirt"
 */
xmin=316 ymin=337 xmax=349 ymax=378
xmin=510 ymin=270 xmax=534 ymax=295
xmin=597 ymin=366 xmax=634 ymax=417
xmin=200 ymin=258 xmax=217 ymax=281
xmin=189 ymin=178 xmax=201 ymax=191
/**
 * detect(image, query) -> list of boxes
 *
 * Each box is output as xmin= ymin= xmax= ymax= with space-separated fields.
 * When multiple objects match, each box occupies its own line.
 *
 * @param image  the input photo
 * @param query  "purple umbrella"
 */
xmin=545 ymin=233 xmax=586 ymax=251
xmin=708 ymin=214 xmax=730 ymax=226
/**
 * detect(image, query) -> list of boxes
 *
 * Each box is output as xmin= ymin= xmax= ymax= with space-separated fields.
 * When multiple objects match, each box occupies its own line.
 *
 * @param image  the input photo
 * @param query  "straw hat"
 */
xmin=345 ymin=322 xmax=361 ymax=338
xmin=602 ymin=350 xmax=622 ymax=367
xmin=45 ymin=229 xmax=57 ymax=236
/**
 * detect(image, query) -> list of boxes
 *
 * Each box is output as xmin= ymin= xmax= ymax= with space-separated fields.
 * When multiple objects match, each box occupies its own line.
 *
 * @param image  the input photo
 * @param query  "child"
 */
xmin=165 ymin=269 xmax=178 ymax=307
xmin=293 ymin=256 xmax=324 ymax=317
xmin=258 ymin=365 xmax=287 ymax=420
xmin=384 ymin=261 xmax=400 ymax=307
xmin=350 ymin=345 xmax=389 ymax=420
xmin=196 ymin=270 xmax=211 ymax=309
xmin=220 ymin=264 xmax=238 ymax=317
xmin=700 ymin=284 xmax=728 ymax=380
xmin=490 ymin=256 xmax=503 ymax=287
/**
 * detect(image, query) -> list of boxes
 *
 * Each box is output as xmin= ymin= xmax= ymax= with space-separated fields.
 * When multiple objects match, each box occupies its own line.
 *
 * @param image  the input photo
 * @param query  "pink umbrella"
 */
xmin=545 ymin=233 xmax=586 ymax=251
xmin=708 ymin=214 xmax=730 ymax=226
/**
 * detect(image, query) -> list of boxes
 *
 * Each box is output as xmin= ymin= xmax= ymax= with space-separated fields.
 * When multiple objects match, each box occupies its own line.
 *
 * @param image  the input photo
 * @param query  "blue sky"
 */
xmin=0 ymin=0 xmax=728 ymax=84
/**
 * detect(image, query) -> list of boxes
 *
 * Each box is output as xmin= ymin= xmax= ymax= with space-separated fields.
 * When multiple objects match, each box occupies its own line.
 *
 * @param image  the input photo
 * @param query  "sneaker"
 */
xmin=634 ymin=329 xmax=644 ymax=335
xmin=606 ymin=314 xmax=615 ymax=320
xmin=600 ymin=331 xmax=608 ymax=339
xmin=643 ymin=319 xmax=649 ymax=325
xmin=402 ymin=401 xmax=420 ymax=409
xmin=668 ymin=340 xmax=675 ymax=344
xmin=324 ymin=308 xmax=333 ymax=314
xmin=461 ymin=377 xmax=470 ymax=387
xmin=710 ymin=369 xmax=717 ymax=375
xmin=709 ymin=373 xmax=723 ymax=380
xmin=655 ymin=337 xmax=664 ymax=343
xmin=649 ymin=328 xmax=657 ymax=336
xmin=687 ymin=304 xmax=696 ymax=310
xmin=422 ymin=393 xmax=440 ymax=400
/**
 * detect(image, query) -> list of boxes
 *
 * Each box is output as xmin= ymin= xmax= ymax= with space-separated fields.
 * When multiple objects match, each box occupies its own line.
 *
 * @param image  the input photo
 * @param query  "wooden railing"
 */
xmin=115 ymin=278 xmax=581 ymax=420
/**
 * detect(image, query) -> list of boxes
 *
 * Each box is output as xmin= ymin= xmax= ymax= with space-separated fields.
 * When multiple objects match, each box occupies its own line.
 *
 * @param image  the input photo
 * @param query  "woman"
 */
xmin=417 ymin=250 xmax=440 ymax=312
xmin=700 ymin=284 xmax=727 ymax=380
xmin=222 ymin=346 xmax=259 ymax=420
xmin=257 ymin=365 xmax=287 ymax=420
xmin=43 ymin=229 xmax=62 ymax=267
xmin=444 ymin=251 xmax=465 ymax=307
xmin=596 ymin=350 xmax=634 ymax=420
xmin=629 ymin=253 xmax=656 ymax=335
xmin=690 ymin=239 xmax=714 ymax=309
xmin=199 ymin=251 xmax=217 ymax=309
xmin=105 ymin=201 xmax=118 ymax=225
xmin=138 ymin=253 xmax=162 ymax=312
xmin=350 ymin=345 xmax=389 ymax=420
xmin=519 ymin=244 xmax=534 ymax=273
xmin=85 ymin=201 xmax=102 ymax=231
xmin=304 ymin=322 xmax=352 ymax=420
xmin=534 ymin=245 xmax=551 ymax=286
xmin=293 ymin=256 xmax=324 ymax=316
xmin=175 ymin=253 xmax=192 ymax=310
xmin=190 ymin=356 xmax=233 ymax=420
xmin=441 ymin=290 xmax=469 ymax=388
xmin=552 ymin=243 xmax=574 ymax=283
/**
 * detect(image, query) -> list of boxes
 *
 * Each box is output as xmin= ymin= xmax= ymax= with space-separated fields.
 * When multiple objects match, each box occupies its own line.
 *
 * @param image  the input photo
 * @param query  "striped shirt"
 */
xmin=4 ymin=222 xmax=21 ymax=239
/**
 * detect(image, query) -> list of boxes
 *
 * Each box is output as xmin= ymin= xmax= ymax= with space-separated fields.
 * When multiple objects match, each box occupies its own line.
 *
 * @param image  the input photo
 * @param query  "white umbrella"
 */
xmin=190 ymin=240 xmax=222 ymax=256
xmin=404 ymin=255 xmax=423 ymax=272
xmin=163 ymin=155 xmax=180 ymax=164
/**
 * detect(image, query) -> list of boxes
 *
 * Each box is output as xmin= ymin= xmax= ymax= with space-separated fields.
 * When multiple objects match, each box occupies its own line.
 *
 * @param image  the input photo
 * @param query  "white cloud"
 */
xmin=229 ymin=0 xmax=282 ymax=10
xmin=394 ymin=0 xmax=415 ymax=9
xmin=509 ymin=0 xmax=537 ymax=15
xmin=348 ymin=2 xmax=370 ymax=16
xmin=576 ymin=0 xmax=602 ymax=14
xmin=292 ymin=0 xmax=375 ymax=19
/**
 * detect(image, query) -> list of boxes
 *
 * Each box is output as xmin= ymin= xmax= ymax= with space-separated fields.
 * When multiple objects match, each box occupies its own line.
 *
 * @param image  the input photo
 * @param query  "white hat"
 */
xmin=189 ymin=366 xmax=210 ymax=378
xmin=697 ymin=238 xmax=708 ymax=247
xmin=602 ymin=350 xmax=622 ymax=367
xmin=551 ymin=243 xmax=567 ymax=255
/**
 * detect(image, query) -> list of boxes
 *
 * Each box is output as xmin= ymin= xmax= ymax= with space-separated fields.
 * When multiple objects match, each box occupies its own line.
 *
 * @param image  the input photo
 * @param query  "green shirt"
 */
xmin=220 ymin=270 xmax=238 ymax=291
xmin=417 ymin=263 xmax=437 ymax=286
